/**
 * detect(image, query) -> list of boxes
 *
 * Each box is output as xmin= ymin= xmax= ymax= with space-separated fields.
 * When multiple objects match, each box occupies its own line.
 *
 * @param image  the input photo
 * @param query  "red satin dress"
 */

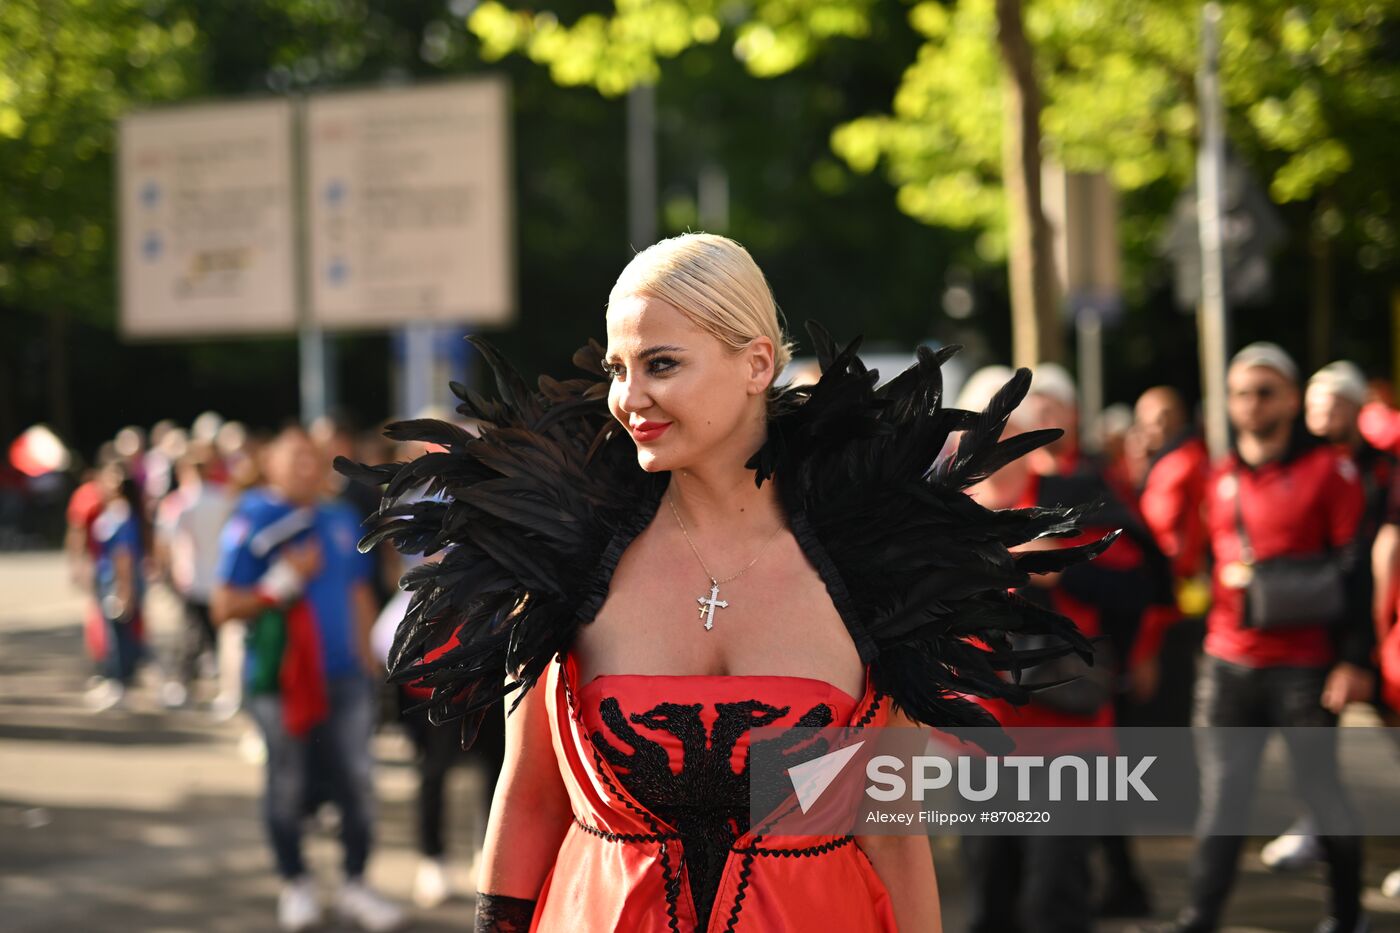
xmin=530 ymin=654 xmax=897 ymax=932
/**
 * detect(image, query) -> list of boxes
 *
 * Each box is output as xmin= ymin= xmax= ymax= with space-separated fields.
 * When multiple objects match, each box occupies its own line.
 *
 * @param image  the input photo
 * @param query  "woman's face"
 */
xmin=97 ymin=464 xmax=125 ymax=501
xmin=604 ymin=294 xmax=773 ymax=473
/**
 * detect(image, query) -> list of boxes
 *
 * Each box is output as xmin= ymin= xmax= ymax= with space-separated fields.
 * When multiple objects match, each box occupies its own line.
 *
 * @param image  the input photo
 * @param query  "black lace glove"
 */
xmin=475 ymin=892 xmax=537 ymax=932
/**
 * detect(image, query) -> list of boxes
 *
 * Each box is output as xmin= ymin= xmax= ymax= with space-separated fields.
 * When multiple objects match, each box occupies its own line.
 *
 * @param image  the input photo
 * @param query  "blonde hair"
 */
xmin=608 ymin=233 xmax=795 ymax=381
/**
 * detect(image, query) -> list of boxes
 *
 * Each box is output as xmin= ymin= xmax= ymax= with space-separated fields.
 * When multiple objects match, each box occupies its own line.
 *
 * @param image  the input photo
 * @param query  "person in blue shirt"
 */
xmin=214 ymin=424 xmax=403 ymax=933
xmin=88 ymin=461 xmax=147 ymax=710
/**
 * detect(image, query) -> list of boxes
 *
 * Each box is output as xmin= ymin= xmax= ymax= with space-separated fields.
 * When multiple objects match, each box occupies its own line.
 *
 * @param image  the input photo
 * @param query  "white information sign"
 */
xmin=306 ymin=79 xmax=514 ymax=328
xmin=119 ymin=100 xmax=298 ymax=337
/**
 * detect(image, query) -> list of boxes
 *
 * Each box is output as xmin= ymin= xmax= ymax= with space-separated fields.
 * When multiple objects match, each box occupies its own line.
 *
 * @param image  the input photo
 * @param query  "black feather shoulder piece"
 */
xmin=752 ymin=322 xmax=1115 ymax=731
xmin=338 ymin=323 xmax=1112 ymax=746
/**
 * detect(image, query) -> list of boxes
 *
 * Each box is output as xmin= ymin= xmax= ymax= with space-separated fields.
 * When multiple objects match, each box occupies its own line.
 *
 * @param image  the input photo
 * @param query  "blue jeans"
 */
xmin=248 ymin=674 xmax=377 ymax=880
xmin=102 ymin=614 xmax=142 ymax=685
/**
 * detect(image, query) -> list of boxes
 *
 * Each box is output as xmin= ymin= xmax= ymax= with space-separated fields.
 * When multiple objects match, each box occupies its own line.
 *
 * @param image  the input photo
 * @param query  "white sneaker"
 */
xmin=86 ymin=680 xmax=126 ymax=712
xmin=336 ymin=880 xmax=404 ymax=932
xmin=1260 ymin=833 xmax=1325 ymax=871
xmin=160 ymin=681 xmax=189 ymax=709
xmin=209 ymin=692 xmax=240 ymax=722
xmin=278 ymin=877 xmax=322 ymax=932
xmin=238 ymin=728 xmax=267 ymax=765
xmin=413 ymin=856 xmax=451 ymax=908
xmin=1382 ymin=867 xmax=1400 ymax=898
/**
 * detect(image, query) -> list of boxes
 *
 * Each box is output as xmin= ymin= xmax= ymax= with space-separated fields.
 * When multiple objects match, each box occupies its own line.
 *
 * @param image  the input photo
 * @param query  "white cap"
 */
xmin=1029 ymin=362 xmax=1078 ymax=407
xmin=955 ymin=364 xmax=1038 ymax=435
xmin=1097 ymin=403 xmax=1135 ymax=438
xmin=956 ymin=365 xmax=1016 ymax=412
xmin=1230 ymin=342 xmax=1297 ymax=383
xmin=1307 ymin=360 xmax=1366 ymax=406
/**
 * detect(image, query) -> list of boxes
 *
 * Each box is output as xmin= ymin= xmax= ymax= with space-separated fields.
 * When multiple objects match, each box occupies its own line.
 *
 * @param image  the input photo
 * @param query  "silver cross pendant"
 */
xmin=696 ymin=581 xmax=729 ymax=631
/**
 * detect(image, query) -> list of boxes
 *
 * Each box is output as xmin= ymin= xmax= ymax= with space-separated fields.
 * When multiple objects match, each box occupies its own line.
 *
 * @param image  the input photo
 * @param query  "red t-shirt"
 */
xmin=66 ymin=480 xmax=105 ymax=557
xmin=1139 ymin=435 xmax=1211 ymax=580
xmin=1205 ymin=441 xmax=1363 ymax=668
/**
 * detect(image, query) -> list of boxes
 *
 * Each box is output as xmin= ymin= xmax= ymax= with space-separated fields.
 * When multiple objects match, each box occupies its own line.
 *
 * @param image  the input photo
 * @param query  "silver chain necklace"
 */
xmin=667 ymin=490 xmax=785 ymax=631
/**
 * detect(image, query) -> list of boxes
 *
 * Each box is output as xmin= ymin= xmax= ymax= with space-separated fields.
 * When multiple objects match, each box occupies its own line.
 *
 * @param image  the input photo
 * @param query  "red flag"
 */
xmin=279 ymin=600 xmax=329 ymax=736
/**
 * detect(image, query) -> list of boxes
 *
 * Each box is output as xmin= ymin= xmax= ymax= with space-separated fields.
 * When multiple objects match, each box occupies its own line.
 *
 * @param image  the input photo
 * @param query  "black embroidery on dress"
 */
xmin=589 ymin=696 xmax=836 ymax=931
xmin=574 ymin=816 xmax=681 ymax=844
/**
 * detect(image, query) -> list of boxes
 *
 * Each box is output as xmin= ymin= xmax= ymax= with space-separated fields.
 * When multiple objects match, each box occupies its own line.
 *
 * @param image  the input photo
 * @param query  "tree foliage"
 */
xmin=466 ymin=0 xmax=1400 ymax=274
xmin=0 ymin=0 xmax=200 ymax=324
xmin=2 ymin=0 xmax=961 ymax=447
xmin=4 ymin=0 xmax=1395 ymax=448
xmin=840 ymin=0 xmax=1399 ymax=270
xmin=469 ymin=0 xmax=879 ymax=91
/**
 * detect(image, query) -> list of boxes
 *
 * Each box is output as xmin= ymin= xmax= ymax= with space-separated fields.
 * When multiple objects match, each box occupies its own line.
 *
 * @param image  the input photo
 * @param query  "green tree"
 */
xmin=0 ymin=0 xmax=199 ymax=436
xmin=3 ymin=0 xmax=957 ymax=452
xmin=835 ymin=0 xmax=1399 ymax=363
xmin=464 ymin=0 xmax=1400 ymax=365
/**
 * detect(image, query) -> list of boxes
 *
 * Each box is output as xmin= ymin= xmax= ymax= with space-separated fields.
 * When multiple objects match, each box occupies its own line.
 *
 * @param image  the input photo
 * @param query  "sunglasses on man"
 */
xmin=1229 ymin=385 xmax=1279 ymax=401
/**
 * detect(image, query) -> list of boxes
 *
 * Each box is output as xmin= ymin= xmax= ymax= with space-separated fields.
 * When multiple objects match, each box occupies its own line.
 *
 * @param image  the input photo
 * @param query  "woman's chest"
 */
xmin=572 ymin=531 xmax=863 ymax=693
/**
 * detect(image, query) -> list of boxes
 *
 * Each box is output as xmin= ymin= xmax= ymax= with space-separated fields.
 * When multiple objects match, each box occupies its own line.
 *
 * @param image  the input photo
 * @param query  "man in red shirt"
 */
xmin=1129 ymin=388 xmax=1212 ymax=719
xmin=1135 ymin=387 xmax=1210 ymax=582
xmin=1153 ymin=344 xmax=1373 ymax=933
xmin=1261 ymin=361 xmax=1399 ymax=872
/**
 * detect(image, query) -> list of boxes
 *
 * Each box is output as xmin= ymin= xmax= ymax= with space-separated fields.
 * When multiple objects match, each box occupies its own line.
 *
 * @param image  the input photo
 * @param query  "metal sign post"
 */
xmin=297 ymin=322 xmax=331 ymax=424
xmin=1043 ymin=165 xmax=1120 ymax=448
xmin=1196 ymin=3 xmax=1231 ymax=459
xmin=292 ymin=96 xmax=331 ymax=424
xmin=1076 ymin=308 xmax=1104 ymax=449
xmin=628 ymin=84 xmax=658 ymax=250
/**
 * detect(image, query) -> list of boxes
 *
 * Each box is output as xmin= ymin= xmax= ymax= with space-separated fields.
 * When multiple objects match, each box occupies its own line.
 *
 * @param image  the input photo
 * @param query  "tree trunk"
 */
xmin=995 ymin=0 xmax=1063 ymax=368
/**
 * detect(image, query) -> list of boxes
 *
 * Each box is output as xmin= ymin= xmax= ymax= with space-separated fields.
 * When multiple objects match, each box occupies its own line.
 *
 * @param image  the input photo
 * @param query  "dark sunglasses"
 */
xmin=1230 ymin=385 xmax=1279 ymax=400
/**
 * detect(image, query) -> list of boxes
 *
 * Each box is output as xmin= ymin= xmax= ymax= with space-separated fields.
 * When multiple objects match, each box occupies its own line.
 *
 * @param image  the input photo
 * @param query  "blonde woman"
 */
xmin=343 ymin=234 xmax=1102 ymax=931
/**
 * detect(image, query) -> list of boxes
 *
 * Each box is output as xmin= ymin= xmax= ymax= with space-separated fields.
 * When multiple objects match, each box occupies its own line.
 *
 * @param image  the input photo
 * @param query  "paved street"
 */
xmin=0 ymin=552 xmax=481 ymax=932
xmin=2 ymin=550 xmax=1399 ymax=932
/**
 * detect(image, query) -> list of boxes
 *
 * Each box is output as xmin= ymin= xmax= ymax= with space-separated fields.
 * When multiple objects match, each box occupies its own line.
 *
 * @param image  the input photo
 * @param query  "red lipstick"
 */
xmin=630 ymin=420 xmax=672 ymax=442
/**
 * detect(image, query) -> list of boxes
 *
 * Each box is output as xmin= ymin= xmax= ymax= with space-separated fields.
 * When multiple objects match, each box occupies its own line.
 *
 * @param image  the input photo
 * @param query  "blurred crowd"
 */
xmin=56 ymin=409 xmax=502 ymax=932
xmin=952 ymin=348 xmax=1400 ymax=933
xmin=13 ymin=341 xmax=1400 ymax=932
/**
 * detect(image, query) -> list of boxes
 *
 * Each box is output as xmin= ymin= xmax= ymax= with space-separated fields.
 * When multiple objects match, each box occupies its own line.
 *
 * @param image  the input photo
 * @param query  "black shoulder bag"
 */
xmin=1232 ymin=470 xmax=1346 ymax=629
